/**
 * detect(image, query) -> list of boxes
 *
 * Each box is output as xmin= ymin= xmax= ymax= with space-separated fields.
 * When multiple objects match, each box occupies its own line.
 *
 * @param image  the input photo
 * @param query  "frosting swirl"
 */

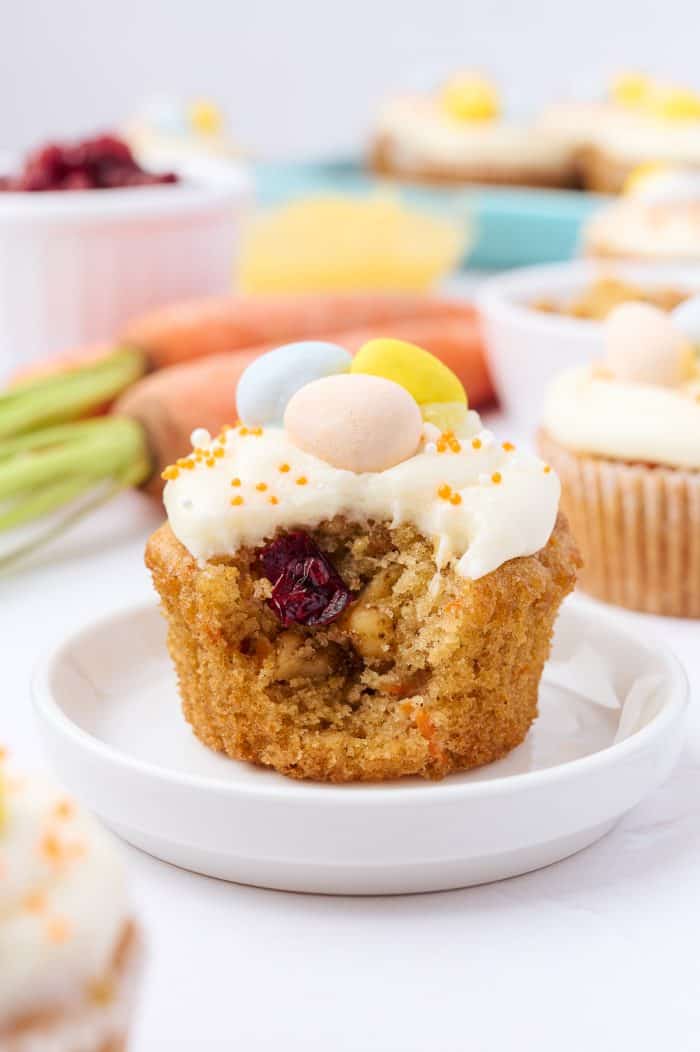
xmin=0 ymin=772 xmax=130 ymax=1026
xmin=542 ymin=366 xmax=700 ymax=469
xmin=163 ymin=414 xmax=560 ymax=580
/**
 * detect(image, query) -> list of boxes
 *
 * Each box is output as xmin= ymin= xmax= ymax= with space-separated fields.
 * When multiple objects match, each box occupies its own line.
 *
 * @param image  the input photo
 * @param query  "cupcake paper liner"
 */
xmin=539 ymin=431 xmax=700 ymax=617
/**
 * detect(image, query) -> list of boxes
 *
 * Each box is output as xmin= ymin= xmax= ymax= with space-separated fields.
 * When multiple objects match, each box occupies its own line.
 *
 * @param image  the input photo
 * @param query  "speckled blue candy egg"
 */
xmin=236 ymin=341 xmax=352 ymax=426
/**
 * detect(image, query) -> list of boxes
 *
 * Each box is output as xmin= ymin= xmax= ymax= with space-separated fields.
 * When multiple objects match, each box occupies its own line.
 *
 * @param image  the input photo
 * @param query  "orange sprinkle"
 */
xmin=436 ymin=440 xmax=448 ymax=453
xmin=230 ymin=478 xmax=241 ymax=487
xmin=161 ymin=466 xmax=179 ymax=481
xmin=491 ymin=472 xmax=502 ymax=484
xmin=194 ymin=448 xmax=206 ymax=456
xmin=269 ymin=495 xmax=279 ymax=505
xmin=502 ymin=441 xmax=515 ymax=452
xmin=213 ymin=447 xmax=225 ymax=458
xmin=296 ymin=476 xmax=308 ymax=486
xmin=544 ymin=465 xmax=551 ymax=474
xmin=278 ymin=463 xmax=290 ymax=473
xmin=46 ymin=916 xmax=71 ymax=944
xmin=471 ymin=438 xmax=482 ymax=450
xmin=53 ymin=799 xmax=74 ymax=821
xmin=437 ymin=484 xmax=452 ymax=500
xmin=448 ymin=437 xmax=462 ymax=453
xmin=239 ymin=426 xmax=249 ymax=436
xmin=449 ymin=492 xmax=462 ymax=505
xmin=230 ymin=496 xmax=244 ymax=506
xmin=205 ymin=458 xmax=216 ymax=467
xmin=23 ymin=890 xmax=47 ymax=914
xmin=176 ymin=457 xmax=195 ymax=470
xmin=40 ymin=832 xmax=64 ymax=866
xmin=255 ymin=482 xmax=268 ymax=492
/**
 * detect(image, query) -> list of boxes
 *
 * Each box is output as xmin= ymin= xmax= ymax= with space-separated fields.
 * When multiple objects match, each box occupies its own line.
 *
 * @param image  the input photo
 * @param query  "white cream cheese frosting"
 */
xmin=376 ymin=97 xmax=574 ymax=174
xmin=585 ymin=200 xmax=700 ymax=260
xmin=539 ymin=102 xmax=700 ymax=166
xmin=0 ymin=772 xmax=131 ymax=1027
xmin=163 ymin=413 xmax=560 ymax=580
xmin=543 ymin=366 xmax=700 ymax=468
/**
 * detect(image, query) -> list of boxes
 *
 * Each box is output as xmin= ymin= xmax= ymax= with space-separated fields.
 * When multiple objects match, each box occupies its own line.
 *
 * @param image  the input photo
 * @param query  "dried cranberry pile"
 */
xmin=0 ymin=134 xmax=178 ymax=192
xmin=258 ymin=531 xmax=352 ymax=627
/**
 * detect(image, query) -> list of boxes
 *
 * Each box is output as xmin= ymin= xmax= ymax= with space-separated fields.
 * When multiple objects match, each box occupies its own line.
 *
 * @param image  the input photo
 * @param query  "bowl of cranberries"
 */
xmin=0 ymin=132 xmax=249 ymax=374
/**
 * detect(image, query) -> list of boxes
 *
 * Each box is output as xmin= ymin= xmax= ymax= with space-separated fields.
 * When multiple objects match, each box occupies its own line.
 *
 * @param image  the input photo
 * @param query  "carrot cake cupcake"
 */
xmin=0 ymin=757 xmax=142 ymax=1051
xmin=584 ymin=168 xmax=700 ymax=261
xmin=539 ymin=301 xmax=700 ymax=616
xmin=147 ymin=337 xmax=579 ymax=782
xmin=539 ymin=73 xmax=700 ymax=192
xmin=370 ymin=73 xmax=577 ymax=188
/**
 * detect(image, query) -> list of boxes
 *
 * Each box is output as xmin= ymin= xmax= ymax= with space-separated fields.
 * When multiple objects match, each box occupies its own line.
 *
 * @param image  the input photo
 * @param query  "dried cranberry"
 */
xmin=258 ymin=531 xmax=352 ymax=627
xmin=0 ymin=133 xmax=179 ymax=192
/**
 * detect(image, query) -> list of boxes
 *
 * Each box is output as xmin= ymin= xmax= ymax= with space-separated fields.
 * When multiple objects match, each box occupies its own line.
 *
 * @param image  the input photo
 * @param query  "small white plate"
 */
xmin=33 ymin=599 xmax=687 ymax=895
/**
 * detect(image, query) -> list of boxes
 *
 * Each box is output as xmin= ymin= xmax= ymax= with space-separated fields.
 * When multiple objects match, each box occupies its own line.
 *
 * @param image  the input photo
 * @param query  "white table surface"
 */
xmin=4 ymin=450 xmax=700 ymax=1052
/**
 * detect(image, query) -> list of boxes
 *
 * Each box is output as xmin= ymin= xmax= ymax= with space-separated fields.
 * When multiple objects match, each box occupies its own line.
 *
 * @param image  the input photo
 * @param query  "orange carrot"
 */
xmin=112 ymin=314 xmax=492 ymax=497
xmin=11 ymin=343 xmax=112 ymax=385
xmin=113 ymin=350 xmax=260 ymax=494
xmin=121 ymin=293 xmax=477 ymax=367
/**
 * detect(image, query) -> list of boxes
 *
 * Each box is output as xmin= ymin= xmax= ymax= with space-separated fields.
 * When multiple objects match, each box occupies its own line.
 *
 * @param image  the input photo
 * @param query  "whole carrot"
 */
xmin=122 ymin=292 xmax=477 ymax=367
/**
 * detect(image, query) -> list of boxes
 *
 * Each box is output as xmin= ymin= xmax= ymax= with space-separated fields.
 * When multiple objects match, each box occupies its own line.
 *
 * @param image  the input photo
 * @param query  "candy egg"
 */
xmin=671 ymin=295 xmax=700 ymax=349
xmin=351 ymin=338 xmax=467 ymax=407
xmin=284 ymin=374 xmax=423 ymax=473
xmin=236 ymin=341 xmax=352 ymax=426
xmin=421 ymin=401 xmax=470 ymax=434
xmin=604 ymin=302 xmax=696 ymax=386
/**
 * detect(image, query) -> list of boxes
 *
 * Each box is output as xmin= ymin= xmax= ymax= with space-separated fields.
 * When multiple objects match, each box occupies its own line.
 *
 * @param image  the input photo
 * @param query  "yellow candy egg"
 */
xmin=440 ymin=73 xmax=500 ymax=122
xmin=611 ymin=72 xmax=651 ymax=108
xmin=188 ymin=99 xmax=223 ymax=135
xmin=646 ymin=84 xmax=700 ymax=121
xmin=351 ymin=338 xmax=467 ymax=407
xmin=421 ymin=401 xmax=469 ymax=434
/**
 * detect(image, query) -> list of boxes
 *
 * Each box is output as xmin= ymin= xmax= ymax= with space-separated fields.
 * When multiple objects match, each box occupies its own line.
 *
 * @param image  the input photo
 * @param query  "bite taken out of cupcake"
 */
xmin=540 ymin=298 xmax=700 ymax=617
xmin=147 ymin=337 xmax=580 ymax=783
xmin=0 ymin=753 xmax=143 ymax=1051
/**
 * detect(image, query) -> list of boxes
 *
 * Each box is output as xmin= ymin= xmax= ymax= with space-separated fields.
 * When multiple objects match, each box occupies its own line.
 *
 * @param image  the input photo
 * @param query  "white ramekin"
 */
xmin=0 ymin=154 xmax=250 ymax=377
xmin=477 ymin=259 xmax=700 ymax=436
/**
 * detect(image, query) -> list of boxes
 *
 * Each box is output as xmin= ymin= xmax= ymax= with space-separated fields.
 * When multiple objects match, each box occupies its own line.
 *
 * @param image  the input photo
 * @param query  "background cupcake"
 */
xmin=371 ymin=72 xmax=578 ymax=189
xmin=584 ymin=169 xmax=700 ymax=261
xmin=539 ymin=300 xmax=700 ymax=616
xmin=0 ymin=755 xmax=143 ymax=1051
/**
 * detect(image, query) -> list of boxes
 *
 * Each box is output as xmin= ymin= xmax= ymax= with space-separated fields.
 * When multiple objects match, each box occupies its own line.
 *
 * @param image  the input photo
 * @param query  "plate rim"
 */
xmin=32 ymin=596 xmax=689 ymax=808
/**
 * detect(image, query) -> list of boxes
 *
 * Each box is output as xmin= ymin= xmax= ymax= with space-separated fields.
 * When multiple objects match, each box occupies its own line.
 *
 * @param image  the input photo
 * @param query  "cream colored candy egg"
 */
xmin=604 ymin=302 xmax=696 ymax=387
xmin=284 ymin=374 xmax=423 ymax=473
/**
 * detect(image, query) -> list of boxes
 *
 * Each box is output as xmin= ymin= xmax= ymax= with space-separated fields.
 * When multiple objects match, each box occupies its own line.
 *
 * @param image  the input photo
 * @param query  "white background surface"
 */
xmin=4 ymin=422 xmax=700 ymax=1052
xmin=2 ymin=0 xmax=700 ymax=158
xmin=3 ymin=2 xmax=700 ymax=1045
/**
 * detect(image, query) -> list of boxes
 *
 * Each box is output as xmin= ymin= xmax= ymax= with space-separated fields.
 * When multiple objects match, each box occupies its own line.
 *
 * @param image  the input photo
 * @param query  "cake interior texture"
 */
xmin=147 ymin=514 xmax=578 ymax=782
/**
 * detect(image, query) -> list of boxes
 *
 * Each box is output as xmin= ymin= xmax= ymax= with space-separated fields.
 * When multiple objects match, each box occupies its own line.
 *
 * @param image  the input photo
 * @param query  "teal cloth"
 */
xmin=253 ymin=159 xmax=607 ymax=271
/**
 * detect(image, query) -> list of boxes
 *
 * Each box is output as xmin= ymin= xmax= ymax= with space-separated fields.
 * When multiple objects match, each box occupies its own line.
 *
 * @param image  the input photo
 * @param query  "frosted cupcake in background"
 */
xmin=0 ymin=754 xmax=143 ymax=1051
xmin=125 ymin=96 xmax=240 ymax=167
xmin=584 ymin=167 xmax=700 ymax=261
xmin=539 ymin=299 xmax=700 ymax=617
xmin=539 ymin=73 xmax=700 ymax=193
xmin=370 ymin=72 xmax=578 ymax=188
